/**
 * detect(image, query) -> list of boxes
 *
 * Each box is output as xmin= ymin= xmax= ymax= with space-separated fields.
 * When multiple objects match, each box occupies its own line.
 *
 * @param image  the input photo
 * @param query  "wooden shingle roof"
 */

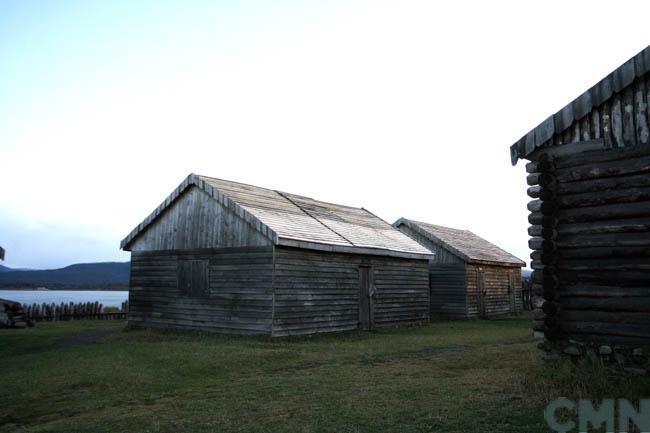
xmin=510 ymin=45 xmax=650 ymax=164
xmin=394 ymin=218 xmax=524 ymax=266
xmin=121 ymin=174 xmax=432 ymax=260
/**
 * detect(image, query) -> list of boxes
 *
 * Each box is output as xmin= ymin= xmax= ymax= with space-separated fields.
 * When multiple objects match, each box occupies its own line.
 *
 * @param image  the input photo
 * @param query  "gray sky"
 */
xmin=1 ymin=0 xmax=649 ymax=269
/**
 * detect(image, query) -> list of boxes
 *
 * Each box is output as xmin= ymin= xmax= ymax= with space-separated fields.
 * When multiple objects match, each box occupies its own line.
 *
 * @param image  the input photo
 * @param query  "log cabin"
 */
xmin=510 ymin=45 xmax=650 ymax=365
xmin=393 ymin=218 xmax=524 ymax=319
xmin=120 ymin=174 xmax=432 ymax=336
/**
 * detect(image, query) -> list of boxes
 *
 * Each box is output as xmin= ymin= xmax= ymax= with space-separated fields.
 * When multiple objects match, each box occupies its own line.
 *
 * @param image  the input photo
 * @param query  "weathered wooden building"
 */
xmin=121 ymin=174 xmax=432 ymax=336
xmin=510 ymin=45 xmax=650 ymax=364
xmin=393 ymin=218 xmax=524 ymax=319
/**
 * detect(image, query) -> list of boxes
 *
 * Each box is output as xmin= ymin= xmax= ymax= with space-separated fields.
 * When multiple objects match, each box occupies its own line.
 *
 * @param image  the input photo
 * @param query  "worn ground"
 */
xmin=1 ymin=315 xmax=647 ymax=433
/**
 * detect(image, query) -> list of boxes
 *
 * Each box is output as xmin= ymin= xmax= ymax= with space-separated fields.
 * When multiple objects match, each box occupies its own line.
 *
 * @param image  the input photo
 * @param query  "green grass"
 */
xmin=0 ymin=316 xmax=647 ymax=432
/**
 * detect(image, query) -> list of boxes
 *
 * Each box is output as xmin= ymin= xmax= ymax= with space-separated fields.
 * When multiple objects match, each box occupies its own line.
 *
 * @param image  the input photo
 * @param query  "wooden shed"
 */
xmin=121 ymin=174 xmax=432 ymax=336
xmin=510 ymin=45 xmax=650 ymax=364
xmin=393 ymin=218 xmax=525 ymax=319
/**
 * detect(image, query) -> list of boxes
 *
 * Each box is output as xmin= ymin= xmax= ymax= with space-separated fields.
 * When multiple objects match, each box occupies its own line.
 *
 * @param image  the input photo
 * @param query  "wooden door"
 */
xmin=359 ymin=267 xmax=374 ymax=330
xmin=508 ymin=271 xmax=516 ymax=313
xmin=477 ymin=270 xmax=486 ymax=318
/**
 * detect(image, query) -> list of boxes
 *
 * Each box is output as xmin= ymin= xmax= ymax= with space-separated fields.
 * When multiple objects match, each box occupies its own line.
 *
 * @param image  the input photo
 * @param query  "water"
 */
xmin=0 ymin=290 xmax=128 ymax=308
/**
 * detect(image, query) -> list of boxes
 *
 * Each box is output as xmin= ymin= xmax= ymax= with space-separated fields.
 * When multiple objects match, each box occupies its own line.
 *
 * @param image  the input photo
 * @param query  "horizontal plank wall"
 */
xmin=428 ymin=265 xmax=467 ymax=318
xmin=130 ymin=186 xmax=272 ymax=251
xmin=466 ymin=264 xmax=522 ymax=317
xmin=129 ymin=247 xmax=274 ymax=334
xmin=372 ymin=258 xmax=430 ymax=328
xmin=272 ymin=247 xmax=429 ymax=337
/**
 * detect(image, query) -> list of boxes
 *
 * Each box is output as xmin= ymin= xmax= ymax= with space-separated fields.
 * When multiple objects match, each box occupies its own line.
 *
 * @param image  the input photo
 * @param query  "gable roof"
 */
xmin=121 ymin=174 xmax=432 ymax=260
xmin=394 ymin=218 xmax=524 ymax=266
xmin=510 ymin=45 xmax=650 ymax=164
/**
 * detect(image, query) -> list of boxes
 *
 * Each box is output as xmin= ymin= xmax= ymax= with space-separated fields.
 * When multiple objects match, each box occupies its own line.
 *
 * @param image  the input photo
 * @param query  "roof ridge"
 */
xmin=410 ymin=219 xmax=469 ymax=233
xmin=274 ymin=190 xmax=355 ymax=247
xmin=197 ymin=174 xmax=285 ymax=195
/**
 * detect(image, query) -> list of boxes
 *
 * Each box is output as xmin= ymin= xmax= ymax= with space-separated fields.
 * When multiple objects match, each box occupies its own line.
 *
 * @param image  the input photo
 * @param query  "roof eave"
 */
xmin=468 ymin=258 xmax=526 ymax=267
xmin=510 ymin=44 xmax=650 ymax=164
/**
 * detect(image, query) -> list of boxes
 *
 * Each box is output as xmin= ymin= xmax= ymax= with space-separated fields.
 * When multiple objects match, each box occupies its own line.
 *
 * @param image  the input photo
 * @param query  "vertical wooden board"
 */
xmin=622 ymin=87 xmax=636 ymax=146
xmin=601 ymin=101 xmax=613 ymax=147
xmin=636 ymin=78 xmax=650 ymax=144
xmin=580 ymin=116 xmax=591 ymax=141
xmin=592 ymin=108 xmax=601 ymax=140
xmin=610 ymin=95 xmax=624 ymax=148
xmin=572 ymin=123 xmax=581 ymax=142
xmin=130 ymin=186 xmax=272 ymax=251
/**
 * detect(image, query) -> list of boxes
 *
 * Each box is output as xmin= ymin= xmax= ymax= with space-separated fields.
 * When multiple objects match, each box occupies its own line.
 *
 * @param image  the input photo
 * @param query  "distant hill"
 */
xmin=0 ymin=262 xmax=130 ymax=290
xmin=522 ymin=269 xmax=532 ymax=279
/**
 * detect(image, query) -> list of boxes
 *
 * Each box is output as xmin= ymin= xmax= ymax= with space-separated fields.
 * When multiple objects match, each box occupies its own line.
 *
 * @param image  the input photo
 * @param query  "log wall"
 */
xmin=526 ymin=145 xmax=650 ymax=346
xmin=129 ymin=247 xmax=274 ymax=335
xmin=272 ymin=247 xmax=430 ymax=337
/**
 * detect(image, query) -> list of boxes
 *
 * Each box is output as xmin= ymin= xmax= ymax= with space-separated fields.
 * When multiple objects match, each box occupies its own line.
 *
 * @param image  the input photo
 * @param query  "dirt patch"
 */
xmin=54 ymin=328 xmax=118 ymax=348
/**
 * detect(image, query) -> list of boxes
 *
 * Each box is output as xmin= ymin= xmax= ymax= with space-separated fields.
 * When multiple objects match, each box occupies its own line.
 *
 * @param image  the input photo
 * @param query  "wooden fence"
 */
xmin=23 ymin=300 xmax=129 ymax=322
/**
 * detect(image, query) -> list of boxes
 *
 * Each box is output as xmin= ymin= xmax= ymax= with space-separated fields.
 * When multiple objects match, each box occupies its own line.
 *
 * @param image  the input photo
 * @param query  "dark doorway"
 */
xmin=359 ymin=266 xmax=374 ymax=330
xmin=508 ymin=271 xmax=516 ymax=313
xmin=477 ymin=270 xmax=486 ymax=318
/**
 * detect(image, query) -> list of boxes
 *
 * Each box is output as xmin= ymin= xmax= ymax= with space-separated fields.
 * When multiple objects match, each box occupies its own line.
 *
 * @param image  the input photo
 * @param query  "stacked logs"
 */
xmin=526 ymin=145 xmax=650 ymax=370
xmin=526 ymin=153 xmax=560 ymax=341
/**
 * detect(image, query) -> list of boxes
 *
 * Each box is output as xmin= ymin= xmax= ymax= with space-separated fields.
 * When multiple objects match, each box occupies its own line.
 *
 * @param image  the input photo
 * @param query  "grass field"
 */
xmin=1 ymin=315 xmax=648 ymax=433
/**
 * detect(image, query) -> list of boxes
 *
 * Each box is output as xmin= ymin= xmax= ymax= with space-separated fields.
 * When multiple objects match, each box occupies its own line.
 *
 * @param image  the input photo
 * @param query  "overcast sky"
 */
xmin=1 ymin=1 xmax=649 ymax=269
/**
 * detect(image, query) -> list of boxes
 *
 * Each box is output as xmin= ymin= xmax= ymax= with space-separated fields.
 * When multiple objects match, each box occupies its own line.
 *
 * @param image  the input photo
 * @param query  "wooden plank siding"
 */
xmin=271 ymin=247 xmax=429 ymax=337
xmin=123 ymin=177 xmax=433 ymax=336
xmin=465 ymin=264 xmax=522 ymax=318
xmin=129 ymin=247 xmax=274 ymax=334
xmin=395 ymin=224 xmax=465 ymax=265
xmin=428 ymin=265 xmax=467 ymax=319
xmin=129 ymin=186 xmax=272 ymax=252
